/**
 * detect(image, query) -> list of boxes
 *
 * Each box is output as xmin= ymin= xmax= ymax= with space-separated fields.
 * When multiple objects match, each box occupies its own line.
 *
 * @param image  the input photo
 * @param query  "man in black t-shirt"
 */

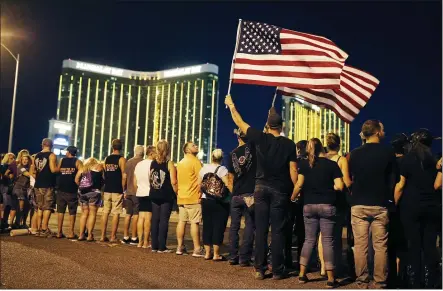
xmin=227 ymin=128 xmax=256 ymax=267
xmin=225 ymin=95 xmax=298 ymax=280
xmin=349 ymin=120 xmax=399 ymax=289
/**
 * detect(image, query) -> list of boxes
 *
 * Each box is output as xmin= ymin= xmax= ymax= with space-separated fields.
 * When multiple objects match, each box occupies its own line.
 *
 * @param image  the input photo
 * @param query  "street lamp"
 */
xmin=1 ymin=42 xmax=19 ymax=153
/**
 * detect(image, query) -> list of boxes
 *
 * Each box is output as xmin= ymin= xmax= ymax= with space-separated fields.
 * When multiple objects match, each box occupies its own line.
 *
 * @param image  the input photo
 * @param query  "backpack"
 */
xmin=201 ymin=166 xmax=227 ymax=199
xmin=79 ymin=171 xmax=93 ymax=191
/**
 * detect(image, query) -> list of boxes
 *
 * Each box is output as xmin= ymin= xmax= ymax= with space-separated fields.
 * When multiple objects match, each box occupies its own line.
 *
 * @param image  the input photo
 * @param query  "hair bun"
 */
xmin=212 ymin=149 xmax=224 ymax=160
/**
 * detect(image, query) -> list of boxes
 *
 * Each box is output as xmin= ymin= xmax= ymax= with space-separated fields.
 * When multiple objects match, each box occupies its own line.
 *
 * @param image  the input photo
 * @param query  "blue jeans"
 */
xmin=229 ymin=194 xmax=255 ymax=263
xmin=300 ymin=204 xmax=337 ymax=271
xmin=254 ymin=184 xmax=289 ymax=275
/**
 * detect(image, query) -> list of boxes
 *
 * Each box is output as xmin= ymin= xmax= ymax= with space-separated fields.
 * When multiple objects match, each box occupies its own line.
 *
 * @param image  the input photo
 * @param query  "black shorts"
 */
xmin=124 ymin=195 xmax=139 ymax=215
xmin=56 ymin=191 xmax=78 ymax=215
xmin=138 ymin=196 xmax=152 ymax=212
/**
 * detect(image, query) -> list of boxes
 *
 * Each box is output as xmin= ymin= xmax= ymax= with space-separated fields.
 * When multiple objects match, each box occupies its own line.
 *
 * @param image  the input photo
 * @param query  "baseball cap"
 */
xmin=65 ymin=146 xmax=78 ymax=156
xmin=266 ymin=107 xmax=283 ymax=129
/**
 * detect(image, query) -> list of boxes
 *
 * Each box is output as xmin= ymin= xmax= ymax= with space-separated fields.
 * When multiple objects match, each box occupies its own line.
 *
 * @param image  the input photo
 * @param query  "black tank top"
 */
xmin=91 ymin=170 xmax=103 ymax=190
xmin=149 ymin=160 xmax=175 ymax=202
xmin=58 ymin=157 xmax=78 ymax=193
xmin=34 ymin=151 xmax=56 ymax=188
xmin=104 ymin=154 xmax=123 ymax=193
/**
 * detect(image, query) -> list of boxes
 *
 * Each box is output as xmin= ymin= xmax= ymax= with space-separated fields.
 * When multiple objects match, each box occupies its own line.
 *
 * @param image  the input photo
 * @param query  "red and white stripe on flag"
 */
xmin=277 ymin=65 xmax=380 ymax=123
xmin=232 ymin=20 xmax=348 ymax=90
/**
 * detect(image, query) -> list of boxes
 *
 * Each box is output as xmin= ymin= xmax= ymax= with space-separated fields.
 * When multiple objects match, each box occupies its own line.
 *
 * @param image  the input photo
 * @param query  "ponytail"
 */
xmin=307 ymin=138 xmax=324 ymax=168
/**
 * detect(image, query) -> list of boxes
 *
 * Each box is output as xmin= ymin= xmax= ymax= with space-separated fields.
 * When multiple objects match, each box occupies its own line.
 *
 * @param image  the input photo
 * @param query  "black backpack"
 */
xmin=201 ymin=166 xmax=227 ymax=199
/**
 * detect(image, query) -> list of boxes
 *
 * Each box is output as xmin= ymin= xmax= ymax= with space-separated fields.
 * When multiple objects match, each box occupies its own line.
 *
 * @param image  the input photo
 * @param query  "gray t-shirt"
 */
xmin=125 ymin=157 xmax=144 ymax=195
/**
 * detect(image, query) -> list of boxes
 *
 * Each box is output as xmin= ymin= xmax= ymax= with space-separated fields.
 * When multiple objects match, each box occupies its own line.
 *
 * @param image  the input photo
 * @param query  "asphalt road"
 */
xmin=0 ymin=213 xmax=360 ymax=289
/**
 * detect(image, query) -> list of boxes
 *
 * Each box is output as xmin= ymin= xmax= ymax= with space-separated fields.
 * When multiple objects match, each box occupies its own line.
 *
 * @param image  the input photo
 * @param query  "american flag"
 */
xmin=231 ymin=20 xmax=349 ymax=90
xmin=278 ymin=65 xmax=380 ymax=123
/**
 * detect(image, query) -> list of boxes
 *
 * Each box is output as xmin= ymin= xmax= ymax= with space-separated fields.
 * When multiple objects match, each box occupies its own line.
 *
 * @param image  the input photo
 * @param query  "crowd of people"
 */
xmin=0 ymin=94 xmax=441 ymax=289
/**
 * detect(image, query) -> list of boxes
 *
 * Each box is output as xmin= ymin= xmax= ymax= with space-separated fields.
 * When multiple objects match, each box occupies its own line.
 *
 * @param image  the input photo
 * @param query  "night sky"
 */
xmin=1 ymin=0 xmax=441 ymax=157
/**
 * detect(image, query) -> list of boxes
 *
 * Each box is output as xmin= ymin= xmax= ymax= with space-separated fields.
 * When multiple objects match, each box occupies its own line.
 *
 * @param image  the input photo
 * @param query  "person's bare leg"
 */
xmin=87 ymin=205 xmax=98 ymax=240
xmin=213 ymin=245 xmax=221 ymax=259
xmin=110 ymin=214 xmax=120 ymax=241
xmin=137 ymin=212 xmax=145 ymax=247
xmin=37 ymin=209 xmax=43 ymax=231
xmin=42 ymin=210 xmax=52 ymax=230
xmin=326 ymin=270 xmax=335 ymax=283
xmin=190 ymin=223 xmax=201 ymax=252
xmin=318 ymin=233 xmax=326 ymax=276
xmin=204 ymin=245 xmax=211 ymax=259
xmin=79 ymin=208 xmax=88 ymax=239
xmin=131 ymin=215 xmax=139 ymax=239
xmin=68 ymin=215 xmax=76 ymax=237
xmin=9 ymin=210 xmax=16 ymax=227
xmin=123 ymin=214 xmax=132 ymax=238
xmin=30 ymin=209 xmax=38 ymax=232
xmin=143 ymin=213 xmax=152 ymax=248
xmin=57 ymin=212 xmax=64 ymax=236
xmin=100 ymin=212 xmax=110 ymax=240
xmin=299 ymin=264 xmax=307 ymax=277
xmin=176 ymin=221 xmax=186 ymax=248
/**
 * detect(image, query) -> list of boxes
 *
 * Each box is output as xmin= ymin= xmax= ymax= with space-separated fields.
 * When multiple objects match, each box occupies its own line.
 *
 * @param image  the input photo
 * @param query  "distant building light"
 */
xmin=162 ymin=65 xmax=202 ymax=78
xmin=75 ymin=61 xmax=124 ymax=77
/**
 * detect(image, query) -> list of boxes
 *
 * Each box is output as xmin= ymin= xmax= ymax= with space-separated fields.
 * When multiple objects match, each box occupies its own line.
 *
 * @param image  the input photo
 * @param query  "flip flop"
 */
xmin=86 ymin=235 xmax=95 ymax=242
xmin=56 ymin=233 xmax=66 ymax=239
xmin=78 ymin=236 xmax=87 ymax=241
xmin=99 ymin=237 xmax=109 ymax=243
xmin=67 ymin=234 xmax=78 ymax=240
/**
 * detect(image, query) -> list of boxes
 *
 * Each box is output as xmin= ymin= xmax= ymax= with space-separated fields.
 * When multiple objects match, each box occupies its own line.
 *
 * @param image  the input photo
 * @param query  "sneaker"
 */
xmin=240 ymin=260 xmax=253 ymax=267
xmin=254 ymin=271 xmax=265 ymax=280
xmin=151 ymin=249 xmax=158 ymax=253
xmin=326 ymin=281 xmax=339 ymax=289
xmin=158 ymin=249 xmax=173 ymax=253
xmin=192 ymin=247 xmax=205 ymax=258
xmin=176 ymin=245 xmax=187 ymax=255
xmin=298 ymin=275 xmax=309 ymax=284
xmin=121 ymin=237 xmax=131 ymax=245
xmin=129 ymin=238 xmax=139 ymax=246
xmin=229 ymin=259 xmax=239 ymax=266
xmin=40 ymin=228 xmax=55 ymax=238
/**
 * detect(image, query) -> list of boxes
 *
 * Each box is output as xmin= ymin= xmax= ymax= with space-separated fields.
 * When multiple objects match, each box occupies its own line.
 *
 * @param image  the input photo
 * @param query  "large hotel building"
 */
xmin=56 ymin=60 xmax=219 ymax=163
xmin=282 ymin=96 xmax=351 ymax=153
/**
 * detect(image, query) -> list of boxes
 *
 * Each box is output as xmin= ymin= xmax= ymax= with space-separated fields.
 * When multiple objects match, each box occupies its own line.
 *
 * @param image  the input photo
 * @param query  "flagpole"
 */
xmin=271 ymin=87 xmax=278 ymax=107
xmin=226 ymin=19 xmax=242 ymax=107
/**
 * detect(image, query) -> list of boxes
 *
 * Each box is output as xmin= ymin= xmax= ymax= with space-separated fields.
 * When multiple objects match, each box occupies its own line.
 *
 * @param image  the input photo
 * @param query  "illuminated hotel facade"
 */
xmin=282 ymin=96 xmax=351 ymax=154
xmin=56 ymin=59 xmax=219 ymax=163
